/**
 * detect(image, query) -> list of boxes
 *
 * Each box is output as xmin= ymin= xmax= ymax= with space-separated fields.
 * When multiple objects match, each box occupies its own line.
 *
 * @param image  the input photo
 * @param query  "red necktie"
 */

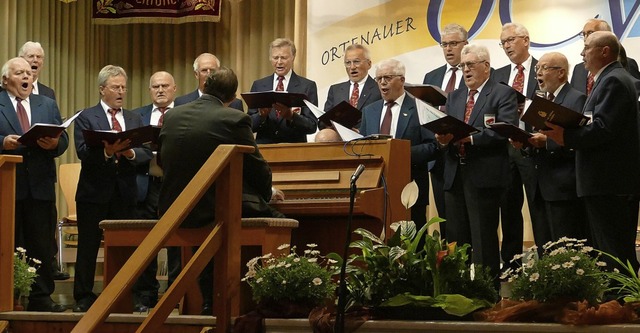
xmin=440 ymin=67 xmax=458 ymax=112
xmin=109 ymin=108 xmax=122 ymax=132
xmin=350 ymin=82 xmax=359 ymax=107
xmin=157 ymin=107 xmax=168 ymax=126
xmin=275 ymin=76 xmax=285 ymax=92
xmin=380 ymin=101 xmax=394 ymax=135
xmin=459 ymin=90 xmax=477 ymax=157
xmin=512 ymin=64 xmax=525 ymax=94
xmin=586 ymin=73 xmax=594 ymax=96
xmin=15 ymin=97 xmax=30 ymax=133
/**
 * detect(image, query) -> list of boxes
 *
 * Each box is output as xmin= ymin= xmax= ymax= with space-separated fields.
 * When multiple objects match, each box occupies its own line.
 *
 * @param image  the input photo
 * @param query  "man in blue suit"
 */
xmin=514 ymin=52 xmax=587 ymax=245
xmin=72 ymin=65 xmax=153 ymax=312
xmin=0 ymin=57 xmax=68 ymax=312
xmin=491 ymin=22 xmax=542 ymax=271
xmin=359 ymin=58 xmax=439 ymax=230
xmin=175 ymin=53 xmax=243 ymax=111
xmin=322 ymin=44 xmax=381 ymax=129
xmin=248 ymin=38 xmax=318 ymax=143
xmin=130 ymin=71 xmax=177 ymax=312
xmin=19 ymin=41 xmax=56 ymax=100
xmin=436 ymin=44 xmax=518 ymax=288
xmin=422 ymin=23 xmax=469 ymax=228
xmin=543 ymin=32 xmax=640 ymax=275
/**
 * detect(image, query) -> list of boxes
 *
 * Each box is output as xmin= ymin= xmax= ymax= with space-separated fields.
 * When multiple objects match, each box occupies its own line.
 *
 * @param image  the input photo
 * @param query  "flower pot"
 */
xmin=371 ymin=305 xmax=475 ymax=321
xmin=258 ymin=299 xmax=317 ymax=318
xmin=14 ymin=296 xmax=24 ymax=311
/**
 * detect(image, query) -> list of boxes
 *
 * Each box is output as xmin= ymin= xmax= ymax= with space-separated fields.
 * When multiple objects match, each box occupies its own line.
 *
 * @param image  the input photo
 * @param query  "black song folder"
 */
xmin=521 ymin=96 xmax=590 ymax=130
xmin=404 ymin=84 xmax=447 ymax=106
xmin=318 ymin=101 xmax=361 ymax=129
xmin=241 ymin=91 xmax=309 ymax=109
xmin=488 ymin=122 xmax=532 ymax=144
xmin=82 ymin=125 xmax=156 ymax=148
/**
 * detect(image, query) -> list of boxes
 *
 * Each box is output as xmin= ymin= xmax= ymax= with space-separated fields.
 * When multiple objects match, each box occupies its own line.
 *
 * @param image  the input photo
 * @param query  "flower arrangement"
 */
xmin=14 ymin=247 xmax=40 ymax=298
xmin=503 ymin=237 xmax=609 ymax=304
xmin=242 ymin=243 xmax=337 ymax=310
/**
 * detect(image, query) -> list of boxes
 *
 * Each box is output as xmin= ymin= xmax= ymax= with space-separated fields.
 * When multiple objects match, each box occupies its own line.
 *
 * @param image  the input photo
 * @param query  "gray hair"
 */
xmin=586 ymin=18 xmax=612 ymax=32
xmin=461 ymin=44 xmax=491 ymax=63
xmin=269 ymin=38 xmax=297 ymax=57
xmin=376 ymin=59 xmax=406 ymax=76
xmin=0 ymin=58 xmax=30 ymax=89
xmin=98 ymin=65 xmax=127 ymax=87
xmin=502 ymin=22 xmax=529 ymax=37
xmin=345 ymin=44 xmax=371 ymax=60
xmin=192 ymin=53 xmax=220 ymax=72
xmin=442 ymin=23 xmax=468 ymax=41
xmin=18 ymin=41 xmax=45 ymax=58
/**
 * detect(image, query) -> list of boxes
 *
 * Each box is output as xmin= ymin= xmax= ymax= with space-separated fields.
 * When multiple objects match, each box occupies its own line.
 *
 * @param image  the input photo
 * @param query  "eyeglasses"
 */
xmin=457 ymin=61 xmax=487 ymax=70
xmin=198 ymin=68 xmax=214 ymax=75
xmin=534 ymin=65 xmax=562 ymax=72
xmin=440 ymin=40 xmax=465 ymax=48
xmin=374 ymin=74 xmax=403 ymax=83
xmin=344 ymin=60 xmax=364 ymax=67
xmin=104 ymin=85 xmax=127 ymax=93
xmin=579 ymin=30 xmax=595 ymax=39
xmin=499 ymin=35 xmax=526 ymax=48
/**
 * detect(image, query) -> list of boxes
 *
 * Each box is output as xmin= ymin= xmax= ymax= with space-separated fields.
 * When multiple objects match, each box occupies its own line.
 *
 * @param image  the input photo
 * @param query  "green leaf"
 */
xmin=107 ymin=7 xmax=116 ymax=14
xmin=353 ymin=228 xmax=383 ymax=244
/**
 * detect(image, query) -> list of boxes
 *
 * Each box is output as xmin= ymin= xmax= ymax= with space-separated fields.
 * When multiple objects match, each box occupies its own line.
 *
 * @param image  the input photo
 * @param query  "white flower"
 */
xmin=500 ymin=268 xmax=513 ymax=280
xmin=509 ymin=253 xmax=524 ymax=263
xmin=307 ymin=243 xmax=318 ymax=248
xmin=551 ymin=264 xmax=561 ymax=270
xmin=293 ymin=258 xmax=300 ymax=262
xmin=304 ymin=249 xmax=312 ymax=254
xmin=529 ymin=272 xmax=540 ymax=282
xmin=245 ymin=270 xmax=256 ymax=279
xmin=308 ymin=258 xmax=317 ymax=263
xmin=576 ymin=269 xmax=585 ymax=275
xmin=526 ymin=260 xmax=535 ymax=268
xmin=596 ymin=261 xmax=607 ymax=267
xmin=256 ymin=277 xmax=263 ymax=283
xmin=285 ymin=263 xmax=291 ymax=268
xmin=562 ymin=261 xmax=574 ymax=268
xmin=310 ymin=250 xmax=320 ymax=256
xmin=582 ymin=246 xmax=594 ymax=253
xmin=281 ymin=280 xmax=287 ymax=285
xmin=246 ymin=257 xmax=260 ymax=268
xmin=570 ymin=256 xmax=581 ymax=261
xmin=16 ymin=247 xmax=26 ymax=253
xmin=312 ymin=278 xmax=322 ymax=285
xmin=614 ymin=268 xmax=620 ymax=273
xmin=328 ymin=259 xmax=338 ymax=264
xmin=277 ymin=261 xmax=286 ymax=267
xmin=277 ymin=244 xmax=290 ymax=250
xmin=27 ymin=267 xmax=36 ymax=273
xmin=32 ymin=259 xmax=41 ymax=265
xmin=262 ymin=253 xmax=273 ymax=259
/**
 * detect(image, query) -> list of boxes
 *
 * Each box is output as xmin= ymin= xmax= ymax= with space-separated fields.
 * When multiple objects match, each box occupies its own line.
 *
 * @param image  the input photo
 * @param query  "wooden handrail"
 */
xmin=0 ymin=155 xmax=23 ymax=313
xmin=72 ymin=144 xmax=254 ymax=333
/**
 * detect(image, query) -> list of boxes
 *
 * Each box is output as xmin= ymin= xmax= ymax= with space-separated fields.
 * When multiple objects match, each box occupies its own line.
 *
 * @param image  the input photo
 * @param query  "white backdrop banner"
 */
xmin=307 ymin=0 xmax=640 ymax=108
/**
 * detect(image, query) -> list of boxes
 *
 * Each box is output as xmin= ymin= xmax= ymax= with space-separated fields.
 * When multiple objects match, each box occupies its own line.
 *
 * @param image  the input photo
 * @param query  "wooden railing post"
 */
xmin=0 ymin=155 xmax=23 ymax=313
xmin=71 ymin=145 xmax=253 ymax=333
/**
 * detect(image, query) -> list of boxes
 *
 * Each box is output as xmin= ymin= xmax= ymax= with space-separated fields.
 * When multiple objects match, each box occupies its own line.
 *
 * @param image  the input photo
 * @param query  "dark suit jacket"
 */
xmin=532 ymin=84 xmax=586 ymax=201
xmin=132 ymin=104 xmax=156 ymax=202
xmin=175 ymin=89 xmax=244 ymax=111
xmin=491 ymin=58 xmax=539 ymax=99
xmin=74 ymin=103 xmax=152 ymax=204
xmin=36 ymin=82 xmax=56 ymax=101
xmin=442 ymin=78 xmax=519 ymax=190
xmin=423 ymin=64 xmax=465 ymax=90
xmin=564 ymin=61 xmax=640 ymax=196
xmin=0 ymin=92 xmax=68 ymax=201
xmin=248 ymin=72 xmax=318 ymax=143
xmin=158 ymin=94 xmax=277 ymax=228
xmin=571 ymin=58 xmax=640 ymax=94
xmin=359 ymin=94 xmax=438 ymax=206
xmin=324 ymin=76 xmax=381 ymax=111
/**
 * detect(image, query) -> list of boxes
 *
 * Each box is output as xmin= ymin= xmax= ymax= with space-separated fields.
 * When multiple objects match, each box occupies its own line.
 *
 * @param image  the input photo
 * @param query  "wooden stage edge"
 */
xmin=1 ymin=312 xmax=640 ymax=333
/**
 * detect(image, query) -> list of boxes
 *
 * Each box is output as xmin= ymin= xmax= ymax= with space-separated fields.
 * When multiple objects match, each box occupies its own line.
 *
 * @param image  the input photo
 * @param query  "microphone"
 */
xmin=350 ymin=164 xmax=365 ymax=183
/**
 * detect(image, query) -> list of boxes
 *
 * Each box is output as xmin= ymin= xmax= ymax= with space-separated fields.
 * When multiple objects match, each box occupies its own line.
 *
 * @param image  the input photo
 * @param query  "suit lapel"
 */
xmin=395 ymin=95 xmax=414 ymax=138
xmin=0 ymin=92 xmax=25 ymax=134
xmin=467 ymin=82 xmax=490 ymax=125
xmin=358 ymin=77 xmax=378 ymax=109
xmin=29 ymin=95 xmax=45 ymax=126
xmin=555 ymin=84 xmax=570 ymax=105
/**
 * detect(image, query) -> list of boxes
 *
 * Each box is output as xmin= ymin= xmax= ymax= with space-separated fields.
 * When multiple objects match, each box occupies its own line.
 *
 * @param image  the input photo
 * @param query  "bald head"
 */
xmin=149 ymin=71 xmax=177 ymax=107
xmin=582 ymin=31 xmax=620 ymax=73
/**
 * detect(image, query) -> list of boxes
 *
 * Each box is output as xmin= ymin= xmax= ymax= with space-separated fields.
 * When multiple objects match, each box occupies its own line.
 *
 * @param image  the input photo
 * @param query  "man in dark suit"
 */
xmin=571 ymin=19 xmax=640 ymax=95
xmin=491 ymin=22 xmax=543 ymax=269
xmin=359 ymin=59 xmax=438 ymax=231
xmin=130 ymin=71 xmax=177 ymax=312
xmin=248 ymin=38 xmax=318 ymax=143
xmin=514 ymin=52 xmax=587 ymax=245
xmin=19 ymin=41 xmax=69 ymax=280
xmin=175 ymin=53 xmax=243 ymax=111
xmin=322 ymin=44 xmax=381 ymax=129
xmin=0 ymin=57 xmax=68 ymax=312
xmin=436 ymin=44 xmax=518 ymax=287
xmin=72 ymin=65 xmax=153 ymax=312
xmin=158 ymin=66 xmax=282 ymax=315
xmin=543 ymin=31 xmax=640 ymax=274
xmin=422 ymin=23 xmax=469 ymax=227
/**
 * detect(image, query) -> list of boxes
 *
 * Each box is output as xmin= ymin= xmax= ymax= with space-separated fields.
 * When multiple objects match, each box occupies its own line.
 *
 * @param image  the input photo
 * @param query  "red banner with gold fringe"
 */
xmin=92 ymin=0 xmax=221 ymax=25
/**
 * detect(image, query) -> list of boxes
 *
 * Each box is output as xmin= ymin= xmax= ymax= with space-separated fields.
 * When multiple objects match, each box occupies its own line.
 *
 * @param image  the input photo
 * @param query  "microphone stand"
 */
xmin=334 ymin=175 xmax=358 ymax=333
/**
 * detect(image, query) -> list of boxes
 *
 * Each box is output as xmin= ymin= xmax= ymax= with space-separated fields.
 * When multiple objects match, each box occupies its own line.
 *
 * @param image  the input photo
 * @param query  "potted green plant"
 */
xmin=13 ymin=247 xmax=40 ymax=310
xmin=329 ymin=181 xmax=497 ymax=320
xmin=242 ymin=243 xmax=337 ymax=317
